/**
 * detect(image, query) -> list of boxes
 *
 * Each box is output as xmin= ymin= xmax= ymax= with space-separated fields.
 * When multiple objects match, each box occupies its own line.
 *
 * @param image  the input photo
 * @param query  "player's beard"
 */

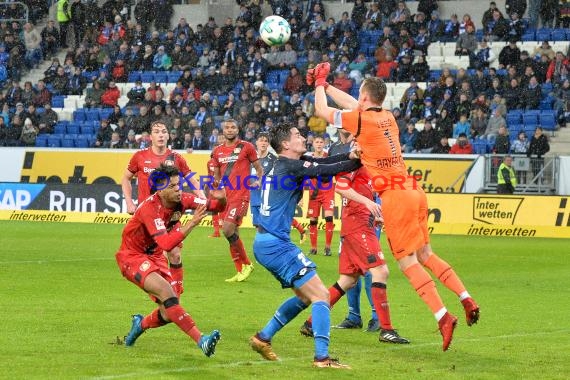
xmin=224 ymin=134 xmax=237 ymax=143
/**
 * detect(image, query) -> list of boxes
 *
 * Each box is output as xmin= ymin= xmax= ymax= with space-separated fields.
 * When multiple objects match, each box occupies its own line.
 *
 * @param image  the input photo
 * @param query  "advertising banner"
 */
xmin=17 ymin=150 xmax=476 ymax=193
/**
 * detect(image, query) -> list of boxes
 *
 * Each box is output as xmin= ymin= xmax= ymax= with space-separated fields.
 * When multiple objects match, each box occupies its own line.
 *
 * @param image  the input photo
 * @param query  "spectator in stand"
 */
xmin=522 ymin=76 xmax=542 ymax=110
xmin=38 ymin=103 xmax=58 ymax=134
xmin=473 ymin=40 xmax=496 ymax=69
xmin=533 ymin=41 xmax=556 ymax=61
xmin=470 ymin=107 xmax=488 ymax=138
xmin=153 ymin=45 xmax=172 ymax=71
xmin=432 ymin=135 xmax=451 ymax=154
xmin=191 ymin=128 xmax=209 ymax=150
xmin=67 ymin=67 xmax=86 ymax=95
xmin=84 ymin=80 xmax=104 ymax=108
xmin=528 ymin=126 xmax=550 ymax=178
xmin=108 ymin=131 xmax=123 ymax=149
xmin=347 ymin=52 xmax=368 ymax=85
xmin=126 ymin=80 xmax=146 ymax=107
xmin=506 ymin=11 xmax=525 ymax=41
xmin=450 ymin=133 xmax=473 ymax=154
xmin=413 ymin=121 xmax=438 ymax=153
xmin=41 ymin=20 xmax=59 ymax=59
xmin=485 ymin=9 xmax=508 ymax=41
xmin=494 ymin=125 xmax=510 ymax=153
xmin=411 ymin=55 xmax=430 ymax=82
xmin=20 ymin=117 xmax=38 ymax=146
xmin=400 ymin=122 xmax=419 ymax=153
xmin=453 ymin=113 xmax=471 ymax=138
xmin=332 ymin=71 xmax=352 ymax=93
xmin=511 ymin=131 xmax=529 ymax=154
xmin=455 ymin=24 xmax=477 ymax=57
xmin=421 ymin=97 xmax=437 ymax=122
xmin=506 ymin=0 xmax=527 ymax=18
xmin=351 ymin=0 xmax=368 ymax=29
xmin=427 ymin=10 xmax=444 ymax=42
xmin=94 ymin=119 xmax=112 ymax=148
xmin=283 ymin=67 xmax=304 ymax=96
xmin=101 ymin=81 xmax=121 ymax=108
xmin=540 ymin=0 xmax=558 ymax=27
xmin=546 ymin=51 xmax=569 ymax=83
xmin=499 ymin=39 xmax=521 ymax=68
xmin=458 ymin=14 xmax=475 ymax=35
xmin=440 ymin=13 xmax=460 ymax=42
xmin=504 ymin=78 xmax=524 ymax=110
xmin=23 ymin=23 xmax=42 ymax=70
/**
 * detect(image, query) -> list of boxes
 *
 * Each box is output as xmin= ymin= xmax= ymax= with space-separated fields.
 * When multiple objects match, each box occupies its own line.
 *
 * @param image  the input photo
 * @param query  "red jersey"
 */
xmin=308 ymin=152 xmax=335 ymax=200
xmin=127 ymin=148 xmax=192 ymax=203
xmin=336 ymin=167 xmax=375 ymax=236
xmin=207 ymin=157 xmax=216 ymax=177
xmin=211 ymin=139 xmax=258 ymax=200
xmin=119 ymin=192 xmax=222 ymax=255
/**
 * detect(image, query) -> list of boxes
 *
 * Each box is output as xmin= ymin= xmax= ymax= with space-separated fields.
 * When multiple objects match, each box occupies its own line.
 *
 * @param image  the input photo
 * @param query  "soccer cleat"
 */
xmin=198 ymin=330 xmax=221 ymax=357
xmin=237 ymin=264 xmax=254 ymax=282
xmin=313 ymin=357 xmax=351 ymax=369
xmin=208 ymin=232 xmax=221 ymax=238
xmin=300 ymin=321 xmax=314 ymax=337
xmin=225 ymin=272 xmax=241 ymax=282
xmin=124 ymin=314 xmax=144 ymax=347
xmin=379 ymin=329 xmax=410 ymax=344
xmin=309 ymin=248 xmax=318 ymax=255
xmin=299 ymin=231 xmax=306 ymax=244
xmin=461 ymin=298 xmax=480 ymax=326
xmin=334 ymin=318 xmax=363 ymax=329
xmin=324 ymin=247 xmax=331 ymax=256
xmin=438 ymin=312 xmax=458 ymax=351
xmin=250 ymin=334 xmax=279 ymax=361
xmin=365 ymin=318 xmax=380 ymax=332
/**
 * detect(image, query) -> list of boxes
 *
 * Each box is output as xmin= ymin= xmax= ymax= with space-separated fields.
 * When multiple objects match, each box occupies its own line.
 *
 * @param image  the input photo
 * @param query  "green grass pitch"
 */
xmin=1 ymin=221 xmax=569 ymax=379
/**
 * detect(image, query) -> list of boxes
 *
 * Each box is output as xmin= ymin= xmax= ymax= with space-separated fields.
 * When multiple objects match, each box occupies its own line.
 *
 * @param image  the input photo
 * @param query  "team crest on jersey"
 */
xmin=139 ymin=261 xmax=151 ymax=272
xmin=303 ymin=161 xmax=312 ymax=168
xmin=154 ymin=218 xmax=166 ymax=230
xmin=164 ymin=159 xmax=175 ymax=166
xmin=233 ymin=147 xmax=242 ymax=154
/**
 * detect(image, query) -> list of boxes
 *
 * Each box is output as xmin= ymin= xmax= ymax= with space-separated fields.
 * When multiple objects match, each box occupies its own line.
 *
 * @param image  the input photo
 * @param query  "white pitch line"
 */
xmin=88 ymin=329 xmax=570 ymax=380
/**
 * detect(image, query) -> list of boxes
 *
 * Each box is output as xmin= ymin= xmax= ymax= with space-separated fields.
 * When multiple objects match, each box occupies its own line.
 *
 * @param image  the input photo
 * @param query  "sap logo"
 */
xmin=0 ymin=184 xmax=45 ymax=210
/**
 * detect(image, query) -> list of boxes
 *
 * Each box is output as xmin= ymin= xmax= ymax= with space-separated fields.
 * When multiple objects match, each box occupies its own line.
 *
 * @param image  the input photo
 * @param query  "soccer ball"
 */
xmin=259 ymin=15 xmax=291 ymax=47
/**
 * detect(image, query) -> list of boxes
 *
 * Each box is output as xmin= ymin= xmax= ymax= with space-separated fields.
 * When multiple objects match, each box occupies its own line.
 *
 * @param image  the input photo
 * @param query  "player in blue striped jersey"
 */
xmin=249 ymin=123 xmax=360 ymax=369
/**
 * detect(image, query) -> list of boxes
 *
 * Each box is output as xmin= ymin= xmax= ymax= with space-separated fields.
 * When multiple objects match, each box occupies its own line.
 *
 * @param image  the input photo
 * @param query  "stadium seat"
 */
xmin=154 ymin=72 xmax=168 ymax=83
xmin=551 ymin=30 xmax=567 ymax=41
xmin=535 ymin=30 xmax=551 ymax=41
xmin=35 ymin=135 xmax=48 ymax=147
xmin=66 ymin=124 xmax=80 ymax=134
xmin=522 ymin=113 xmax=538 ymax=126
xmin=127 ymin=71 xmax=141 ymax=82
xmin=521 ymin=32 xmax=536 ymax=41
xmin=52 ymin=95 xmax=65 ymax=108
xmin=75 ymin=138 xmax=90 ymax=148
xmin=80 ymin=125 xmax=95 ymax=135
xmin=539 ymin=99 xmax=553 ymax=110
xmin=506 ymin=113 xmax=522 ymax=126
xmin=47 ymin=135 xmax=62 ymax=147
xmin=99 ymin=108 xmax=113 ymax=120
xmin=73 ymin=109 xmax=86 ymax=122
xmin=85 ymin=109 xmax=100 ymax=121
xmin=540 ymin=112 xmax=556 ymax=130
xmin=61 ymin=138 xmax=75 ymax=148
xmin=167 ymin=72 xmax=182 ymax=83
xmin=140 ymin=72 xmax=155 ymax=82
xmin=54 ymin=124 xmax=67 ymax=135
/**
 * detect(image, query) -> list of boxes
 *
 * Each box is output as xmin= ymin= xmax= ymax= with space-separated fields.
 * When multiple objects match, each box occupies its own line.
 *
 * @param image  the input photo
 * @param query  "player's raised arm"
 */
xmin=290 ymin=157 xmax=361 ymax=180
xmin=181 ymin=190 xmax=227 ymax=213
xmin=309 ymin=62 xmax=358 ymax=123
xmin=335 ymin=181 xmax=383 ymax=221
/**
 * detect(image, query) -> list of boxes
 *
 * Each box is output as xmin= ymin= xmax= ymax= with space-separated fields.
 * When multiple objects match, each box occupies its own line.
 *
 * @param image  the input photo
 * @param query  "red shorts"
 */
xmin=339 ymin=229 xmax=386 ymax=276
xmin=116 ymin=250 xmax=180 ymax=300
xmin=220 ymin=197 xmax=249 ymax=226
xmin=381 ymin=187 xmax=430 ymax=260
xmin=307 ymin=192 xmax=335 ymax=218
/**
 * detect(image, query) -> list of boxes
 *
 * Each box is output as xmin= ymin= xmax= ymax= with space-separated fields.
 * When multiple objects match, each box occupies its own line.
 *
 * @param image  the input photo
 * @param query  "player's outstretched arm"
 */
xmin=150 ymin=205 xmax=208 ymax=252
xmin=325 ymin=85 xmax=359 ymax=110
xmin=292 ymin=157 xmax=361 ymax=179
xmin=121 ymin=168 xmax=137 ymax=214
xmin=335 ymin=185 xmax=383 ymax=221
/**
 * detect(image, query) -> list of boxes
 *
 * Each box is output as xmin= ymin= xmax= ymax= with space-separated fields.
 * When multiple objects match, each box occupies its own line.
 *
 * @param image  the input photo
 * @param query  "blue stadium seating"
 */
xmin=85 ymin=109 xmax=100 ymax=121
xmin=523 ymin=113 xmax=538 ymax=126
xmin=140 ymin=72 xmax=155 ymax=83
xmin=155 ymin=72 xmax=168 ymax=83
xmin=54 ymin=124 xmax=67 ymax=135
xmin=66 ymin=124 xmax=80 ymax=134
xmin=540 ymin=111 xmax=557 ymax=130
xmin=535 ymin=30 xmax=551 ymax=41
xmin=35 ymin=135 xmax=48 ymax=147
xmin=75 ymin=138 xmax=90 ymax=148
xmin=127 ymin=71 xmax=141 ymax=82
xmin=80 ymin=125 xmax=95 ymax=135
xmin=73 ymin=109 xmax=86 ymax=122
xmin=47 ymin=135 xmax=62 ymax=147
xmin=506 ymin=112 xmax=522 ymax=125
xmin=52 ymin=95 xmax=65 ymax=108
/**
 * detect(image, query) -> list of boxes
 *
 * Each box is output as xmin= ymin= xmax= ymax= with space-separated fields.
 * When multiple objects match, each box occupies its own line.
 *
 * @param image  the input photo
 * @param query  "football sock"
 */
xmin=212 ymin=213 xmax=220 ymax=234
xmin=258 ymin=297 xmax=308 ymax=341
xmin=371 ymin=282 xmax=393 ymax=330
xmin=292 ymin=218 xmax=305 ymax=234
xmin=364 ymin=272 xmax=377 ymax=321
xmin=346 ymin=277 xmax=362 ymax=323
xmin=403 ymin=263 xmax=446 ymax=317
xmin=309 ymin=220 xmax=318 ymax=249
xmin=169 ymin=263 xmax=184 ymax=295
xmin=229 ymin=233 xmax=251 ymax=266
xmin=163 ymin=297 xmax=202 ymax=343
xmin=307 ymin=282 xmax=345 ymax=325
xmin=324 ymin=217 xmax=334 ymax=248
xmin=423 ymin=253 xmax=467 ymax=297
xmin=312 ymin=300 xmax=331 ymax=360
xmin=141 ymin=308 xmax=169 ymax=330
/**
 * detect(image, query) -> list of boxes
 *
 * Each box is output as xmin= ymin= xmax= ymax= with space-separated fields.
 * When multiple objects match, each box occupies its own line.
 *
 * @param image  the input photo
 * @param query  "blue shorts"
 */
xmin=251 ymin=204 xmax=261 ymax=227
xmin=253 ymin=232 xmax=317 ymax=289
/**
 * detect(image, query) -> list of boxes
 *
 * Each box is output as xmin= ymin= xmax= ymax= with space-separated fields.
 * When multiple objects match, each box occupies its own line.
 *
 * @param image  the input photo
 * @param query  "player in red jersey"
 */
xmin=117 ymin=164 xmax=226 ymax=356
xmin=122 ymin=121 xmax=204 ymax=295
xmin=211 ymin=119 xmax=263 ymax=282
xmin=306 ymin=135 xmax=336 ymax=256
xmin=299 ymin=137 xmax=409 ymax=344
xmin=207 ymin=153 xmax=222 ymax=238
